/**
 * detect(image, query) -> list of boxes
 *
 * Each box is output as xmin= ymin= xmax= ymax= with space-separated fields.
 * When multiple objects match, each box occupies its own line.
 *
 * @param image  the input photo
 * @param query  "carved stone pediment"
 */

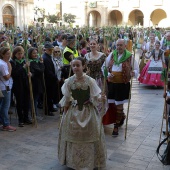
xmin=3 ymin=7 xmax=14 ymax=15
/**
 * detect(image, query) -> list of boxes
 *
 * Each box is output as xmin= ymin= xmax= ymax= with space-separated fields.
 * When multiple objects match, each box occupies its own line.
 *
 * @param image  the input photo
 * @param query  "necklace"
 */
xmin=75 ymin=74 xmax=84 ymax=80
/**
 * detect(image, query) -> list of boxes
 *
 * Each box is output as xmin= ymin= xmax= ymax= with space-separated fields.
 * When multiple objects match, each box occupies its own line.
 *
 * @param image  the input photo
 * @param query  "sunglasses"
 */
xmin=54 ymin=51 xmax=60 ymax=53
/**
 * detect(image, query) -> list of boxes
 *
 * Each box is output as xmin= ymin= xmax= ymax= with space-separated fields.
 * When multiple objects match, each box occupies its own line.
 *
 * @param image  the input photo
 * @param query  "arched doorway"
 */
xmin=150 ymin=9 xmax=167 ymax=27
xmin=3 ymin=6 xmax=14 ymax=28
xmin=109 ymin=10 xmax=122 ymax=26
xmin=128 ymin=10 xmax=144 ymax=26
xmin=88 ymin=11 xmax=101 ymax=27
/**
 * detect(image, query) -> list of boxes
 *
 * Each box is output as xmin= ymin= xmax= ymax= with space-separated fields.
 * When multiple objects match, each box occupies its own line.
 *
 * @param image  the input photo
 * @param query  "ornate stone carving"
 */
xmin=3 ymin=7 xmax=13 ymax=15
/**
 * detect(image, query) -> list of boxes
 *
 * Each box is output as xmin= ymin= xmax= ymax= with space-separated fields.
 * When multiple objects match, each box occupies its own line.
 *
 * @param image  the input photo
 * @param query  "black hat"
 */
xmin=67 ymin=35 xmax=75 ymax=41
xmin=44 ymin=42 xmax=54 ymax=49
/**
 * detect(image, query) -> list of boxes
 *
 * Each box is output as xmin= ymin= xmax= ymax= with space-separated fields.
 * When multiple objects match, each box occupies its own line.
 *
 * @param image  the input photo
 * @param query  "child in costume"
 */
xmin=58 ymin=57 xmax=107 ymax=170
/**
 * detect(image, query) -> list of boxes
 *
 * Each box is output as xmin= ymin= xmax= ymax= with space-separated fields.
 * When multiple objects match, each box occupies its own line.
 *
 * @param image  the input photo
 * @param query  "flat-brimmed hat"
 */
xmin=44 ymin=42 xmax=54 ymax=49
xmin=67 ymin=35 xmax=75 ymax=41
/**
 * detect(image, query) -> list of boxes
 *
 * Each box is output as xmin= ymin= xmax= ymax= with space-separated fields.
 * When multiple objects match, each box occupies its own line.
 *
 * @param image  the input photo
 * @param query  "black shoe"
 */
xmin=47 ymin=112 xmax=55 ymax=116
xmin=18 ymin=123 xmax=24 ymax=127
xmin=118 ymin=115 xmax=126 ymax=127
xmin=24 ymin=119 xmax=32 ymax=125
xmin=112 ymin=127 xmax=119 ymax=137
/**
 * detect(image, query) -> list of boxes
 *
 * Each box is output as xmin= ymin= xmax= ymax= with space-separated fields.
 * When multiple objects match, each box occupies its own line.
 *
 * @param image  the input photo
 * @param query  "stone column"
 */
xmin=18 ymin=2 xmax=22 ymax=28
xmin=84 ymin=1 xmax=88 ymax=26
xmin=103 ymin=7 xmax=108 ymax=26
xmin=14 ymin=0 xmax=17 ymax=27
xmin=122 ymin=11 xmax=128 ymax=25
xmin=23 ymin=3 xmax=25 ymax=29
xmin=143 ymin=15 xmax=150 ymax=27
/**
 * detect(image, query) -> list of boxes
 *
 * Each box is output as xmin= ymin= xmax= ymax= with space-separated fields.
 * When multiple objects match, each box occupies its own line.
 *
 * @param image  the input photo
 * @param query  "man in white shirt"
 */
xmin=102 ymin=39 xmax=139 ymax=136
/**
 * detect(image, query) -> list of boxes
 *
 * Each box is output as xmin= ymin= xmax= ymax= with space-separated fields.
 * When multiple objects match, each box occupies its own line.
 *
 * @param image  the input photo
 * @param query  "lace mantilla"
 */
xmin=69 ymin=74 xmax=90 ymax=90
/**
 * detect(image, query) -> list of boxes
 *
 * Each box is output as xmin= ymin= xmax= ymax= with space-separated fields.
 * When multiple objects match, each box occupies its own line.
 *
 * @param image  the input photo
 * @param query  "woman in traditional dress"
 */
xmin=138 ymin=41 xmax=165 ymax=87
xmin=84 ymin=39 xmax=106 ymax=89
xmin=139 ymin=33 xmax=156 ymax=73
xmin=58 ymin=57 xmax=107 ymax=170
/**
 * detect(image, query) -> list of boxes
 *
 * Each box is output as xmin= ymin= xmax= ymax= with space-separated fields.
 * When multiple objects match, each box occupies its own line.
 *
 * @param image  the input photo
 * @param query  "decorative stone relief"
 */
xmin=3 ymin=7 xmax=13 ymax=15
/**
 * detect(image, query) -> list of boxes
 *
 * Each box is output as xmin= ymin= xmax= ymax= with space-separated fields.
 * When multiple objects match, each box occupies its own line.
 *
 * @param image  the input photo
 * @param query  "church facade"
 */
xmin=1 ymin=0 xmax=170 ymax=29
xmin=0 ymin=0 xmax=34 ymax=30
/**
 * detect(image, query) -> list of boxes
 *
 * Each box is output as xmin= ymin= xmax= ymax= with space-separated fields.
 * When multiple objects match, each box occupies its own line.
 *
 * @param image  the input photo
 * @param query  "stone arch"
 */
xmin=108 ymin=10 xmax=123 ymax=26
xmin=150 ymin=9 xmax=167 ymax=26
xmin=128 ymin=9 xmax=144 ymax=26
xmin=87 ymin=10 xmax=101 ymax=27
xmin=2 ymin=5 xmax=15 ymax=28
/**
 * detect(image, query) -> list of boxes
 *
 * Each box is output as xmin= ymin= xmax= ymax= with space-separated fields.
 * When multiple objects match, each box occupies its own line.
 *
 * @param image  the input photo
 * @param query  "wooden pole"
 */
xmin=23 ymin=34 xmax=37 ymax=127
xmin=125 ymin=46 xmax=136 ymax=140
xmin=159 ymin=102 xmax=166 ymax=144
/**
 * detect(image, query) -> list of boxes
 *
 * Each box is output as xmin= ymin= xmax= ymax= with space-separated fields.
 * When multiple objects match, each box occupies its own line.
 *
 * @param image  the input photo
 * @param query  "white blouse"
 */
xmin=0 ymin=59 xmax=13 ymax=91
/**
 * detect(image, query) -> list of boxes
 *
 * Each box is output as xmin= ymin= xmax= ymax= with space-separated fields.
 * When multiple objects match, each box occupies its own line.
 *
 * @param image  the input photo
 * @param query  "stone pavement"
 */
xmin=1 ymin=80 xmax=170 ymax=170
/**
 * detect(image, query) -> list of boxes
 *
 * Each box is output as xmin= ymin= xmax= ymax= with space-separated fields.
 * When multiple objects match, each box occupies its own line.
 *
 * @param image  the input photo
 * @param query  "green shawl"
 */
xmin=113 ymin=50 xmax=132 ymax=66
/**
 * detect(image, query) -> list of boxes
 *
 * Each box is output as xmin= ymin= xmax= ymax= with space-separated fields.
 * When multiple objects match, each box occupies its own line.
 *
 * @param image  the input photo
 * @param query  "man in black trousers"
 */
xmin=43 ymin=42 xmax=58 ymax=116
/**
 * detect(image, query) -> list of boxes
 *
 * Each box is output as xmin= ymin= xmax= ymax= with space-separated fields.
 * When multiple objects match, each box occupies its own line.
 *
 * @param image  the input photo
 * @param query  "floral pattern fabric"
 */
xmin=58 ymin=74 xmax=107 ymax=170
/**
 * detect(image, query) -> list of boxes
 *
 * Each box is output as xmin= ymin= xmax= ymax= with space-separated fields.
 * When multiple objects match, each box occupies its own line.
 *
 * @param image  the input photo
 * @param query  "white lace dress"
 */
xmin=58 ymin=74 xmax=107 ymax=170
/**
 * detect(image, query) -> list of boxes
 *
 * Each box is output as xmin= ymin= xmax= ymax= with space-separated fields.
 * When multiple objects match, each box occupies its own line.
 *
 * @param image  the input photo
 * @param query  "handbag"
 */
xmin=156 ymin=134 xmax=170 ymax=165
xmin=0 ymin=90 xmax=4 ymax=98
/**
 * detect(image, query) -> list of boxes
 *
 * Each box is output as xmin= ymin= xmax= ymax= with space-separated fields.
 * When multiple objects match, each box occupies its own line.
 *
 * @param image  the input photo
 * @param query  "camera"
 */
xmin=6 ymin=85 xmax=10 ymax=92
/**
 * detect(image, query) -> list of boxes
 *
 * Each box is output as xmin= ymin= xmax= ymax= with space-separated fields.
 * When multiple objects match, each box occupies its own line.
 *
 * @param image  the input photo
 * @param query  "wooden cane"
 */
xmin=38 ymin=46 xmax=48 ymax=118
xmin=27 ymin=65 xmax=37 ymax=127
xmin=98 ymin=28 xmax=107 ymax=170
xmin=23 ymin=37 xmax=37 ymax=127
xmin=125 ymin=46 xmax=136 ymax=140
xmin=159 ymin=101 xmax=166 ymax=144
xmin=42 ymin=73 xmax=48 ymax=117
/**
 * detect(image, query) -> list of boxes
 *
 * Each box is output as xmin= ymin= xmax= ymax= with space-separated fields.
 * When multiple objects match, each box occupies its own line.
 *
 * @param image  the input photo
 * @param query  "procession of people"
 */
xmin=0 ymin=25 xmax=170 ymax=169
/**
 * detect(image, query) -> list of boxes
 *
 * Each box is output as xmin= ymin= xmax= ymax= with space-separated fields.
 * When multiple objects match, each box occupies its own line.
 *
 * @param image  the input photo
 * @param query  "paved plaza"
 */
xmin=0 ymin=79 xmax=170 ymax=170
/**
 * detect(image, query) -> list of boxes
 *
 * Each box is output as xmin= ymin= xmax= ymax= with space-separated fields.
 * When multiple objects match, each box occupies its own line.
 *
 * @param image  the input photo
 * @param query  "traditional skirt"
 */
xmin=102 ymin=103 xmax=117 ymax=125
xmin=138 ymin=60 xmax=164 ymax=87
xmin=107 ymin=82 xmax=130 ymax=102
xmin=58 ymin=103 xmax=107 ymax=169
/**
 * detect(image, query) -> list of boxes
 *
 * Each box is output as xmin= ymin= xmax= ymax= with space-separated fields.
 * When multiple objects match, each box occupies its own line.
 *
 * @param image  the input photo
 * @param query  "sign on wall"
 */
xmin=89 ymin=1 xmax=97 ymax=8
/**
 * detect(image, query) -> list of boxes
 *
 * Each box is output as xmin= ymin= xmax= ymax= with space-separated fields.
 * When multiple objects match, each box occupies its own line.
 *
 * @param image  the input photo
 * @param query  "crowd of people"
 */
xmin=0 ymin=26 xmax=170 ymax=169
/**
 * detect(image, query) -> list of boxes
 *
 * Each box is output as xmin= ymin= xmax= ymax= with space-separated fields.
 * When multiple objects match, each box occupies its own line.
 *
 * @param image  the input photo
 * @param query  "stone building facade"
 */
xmin=1 ymin=0 xmax=170 ymax=29
xmin=0 ymin=0 xmax=34 ymax=30
xmin=62 ymin=0 xmax=170 ymax=28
